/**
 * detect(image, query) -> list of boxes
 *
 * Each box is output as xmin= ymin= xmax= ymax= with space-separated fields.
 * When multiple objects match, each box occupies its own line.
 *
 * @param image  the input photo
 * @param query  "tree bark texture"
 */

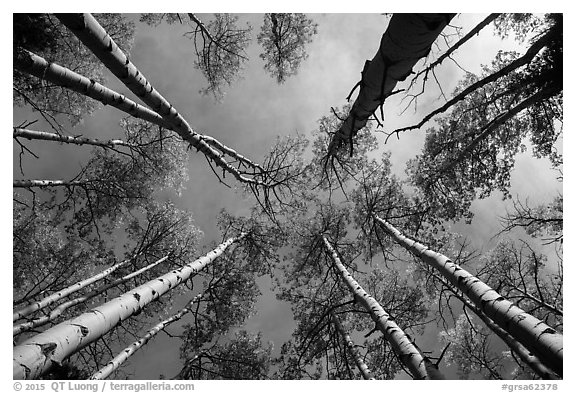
xmin=435 ymin=274 xmax=559 ymax=379
xmin=14 ymin=179 xmax=86 ymax=188
xmin=322 ymin=235 xmax=431 ymax=379
xmin=374 ymin=215 xmax=563 ymax=376
xmin=13 ymin=256 xmax=170 ymax=336
xmin=14 ymin=48 xmax=171 ymax=129
xmin=13 ymin=234 xmax=245 ymax=379
xmin=56 ymin=13 xmax=266 ymax=187
xmin=327 ymin=13 xmax=454 ymax=155
xmin=91 ymin=293 xmax=203 ymax=380
xmin=13 ymin=258 xmax=131 ymax=322
xmin=331 ymin=312 xmax=374 ymax=380
xmin=14 ymin=128 xmax=132 ymax=149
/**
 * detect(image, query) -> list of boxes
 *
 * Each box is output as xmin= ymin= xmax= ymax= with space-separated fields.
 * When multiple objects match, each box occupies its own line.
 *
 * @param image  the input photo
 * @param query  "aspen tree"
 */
xmin=393 ymin=16 xmax=561 ymax=135
xmin=55 ymin=13 xmax=268 ymax=188
xmin=13 ymin=128 xmax=135 ymax=149
xmin=257 ymin=13 xmax=318 ymax=84
xmin=91 ymin=293 xmax=203 ymax=380
xmin=330 ymin=312 xmax=374 ymax=380
xmin=13 ymin=256 xmax=169 ymax=335
xmin=140 ymin=13 xmax=251 ymax=100
xmin=185 ymin=13 xmax=251 ymax=99
xmin=402 ymin=15 xmax=561 ymax=222
xmin=327 ymin=13 xmax=454 ymax=155
xmin=322 ymin=235 xmax=431 ymax=379
xmin=13 ymin=179 xmax=111 ymax=189
xmin=432 ymin=272 xmax=558 ymax=379
xmin=13 ymin=257 xmax=132 ymax=322
xmin=13 ymin=203 xmax=111 ymax=308
xmin=14 ymin=48 xmax=171 ymax=129
xmin=477 ymin=240 xmax=563 ymax=324
xmin=13 ymin=234 xmax=245 ymax=379
xmin=14 ymin=121 xmax=188 ymax=196
xmin=374 ymin=214 xmax=563 ymax=376
xmin=14 ymin=13 xmax=135 ymax=127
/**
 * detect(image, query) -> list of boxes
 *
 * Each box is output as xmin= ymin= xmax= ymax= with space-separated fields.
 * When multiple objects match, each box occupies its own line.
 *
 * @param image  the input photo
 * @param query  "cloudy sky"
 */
xmin=10 ymin=11 xmax=565 ymax=381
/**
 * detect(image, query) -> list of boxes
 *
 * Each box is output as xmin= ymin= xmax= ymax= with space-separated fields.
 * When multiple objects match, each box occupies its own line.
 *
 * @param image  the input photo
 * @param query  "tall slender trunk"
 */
xmin=13 ymin=258 xmax=132 ymax=322
xmin=432 ymin=272 xmax=558 ymax=379
xmin=13 ymin=179 xmax=116 ymax=189
xmin=330 ymin=311 xmax=374 ymax=380
xmin=91 ymin=293 xmax=203 ymax=380
xmin=14 ymin=179 xmax=85 ymax=188
xmin=13 ymin=234 xmax=245 ymax=379
xmin=373 ymin=214 xmax=563 ymax=376
xmin=13 ymin=255 xmax=170 ymax=335
xmin=322 ymin=235 xmax=432 ymax=379
xmin=13 ymin=128 xmax=133 ymax=149
xmin=14 ymin=48 xmax=171 ymax=129
xmin=327 ymin=13 xmax=454 ymax=155
xmin=55 ymin=13 xmax=265 ymax=187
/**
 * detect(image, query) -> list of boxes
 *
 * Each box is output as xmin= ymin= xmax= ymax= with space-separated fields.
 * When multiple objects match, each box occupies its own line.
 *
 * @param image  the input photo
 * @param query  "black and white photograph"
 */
xmin=11 ymin=9 xmax=564 ymax=383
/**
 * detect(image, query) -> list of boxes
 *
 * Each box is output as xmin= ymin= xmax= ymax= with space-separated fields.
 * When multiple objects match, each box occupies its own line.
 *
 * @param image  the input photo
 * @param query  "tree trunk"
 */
xmin=13 ymin=234 xmax=245 ymax=379
xmin=327 ymin=13 xmax=454 ymax=155
xmin=373 ymin=214 xmax=563 ymax=376
xmin=13 ymin=255 xmax=170 ymax=335
xmin=432 ymin=272 xmax=559 ymax=379
xmin=322 ymin=235 xmax=432 ymax=379
xmin=91 ymin=293 xmax=203 ymax=380
xmin=55 ymin=13 xmax=265 ymax=187
xmin=13 ymin=258 xmax=132 ymax=322
xmin=14 ymin=179 xmax=85 ymax=188
xmin=13 ymin=127 xmax=133 ymax=149
xmin=330 ymin=311 xmax=374 ymax=380
xmin=13 ymin=179 xmax=121 ymax=190
xmin=14 ymin=48 xmax=171 ymax=129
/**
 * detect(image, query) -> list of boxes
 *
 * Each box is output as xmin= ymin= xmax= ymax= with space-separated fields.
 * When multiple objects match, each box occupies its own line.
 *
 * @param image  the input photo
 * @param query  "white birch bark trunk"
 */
xmin=91 ymin=293 xmax=203 ymax=380
xmin=374 ymin=214 xmax=563 ymax=376
xmin=14 ymin=179 xmax=85 ymax=188
xmin=14 ymin=128 xmax=133 ymax=149
xmin=13 ymin=179 xmax=114 ymax=189
xmin=56 ymin=13 xmax=266 ymax=187
xmin=13 ymin=258 xmax=132 ymax=322
xmin=13 ymin=48 xmax=172 ymax=129
xmin=330 ymin=312 xmax=374 ymax=380
xmin=322 ymin=235 xmax=430 ymax=379
xmin=13 ymin=234 xmax=245 ymax=379
xmin=327 ymin=13 xmax=454 ymax=155
xmin=435 ymin=274 xmax=559 ymax=380
xmin=13 ymin=255 xmax=169 ymax=335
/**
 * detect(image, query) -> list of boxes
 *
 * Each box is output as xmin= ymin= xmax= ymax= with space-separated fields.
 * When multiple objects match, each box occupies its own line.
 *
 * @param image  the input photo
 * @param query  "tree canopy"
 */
xmin=12 ymin=12 xmax=563 ymax=381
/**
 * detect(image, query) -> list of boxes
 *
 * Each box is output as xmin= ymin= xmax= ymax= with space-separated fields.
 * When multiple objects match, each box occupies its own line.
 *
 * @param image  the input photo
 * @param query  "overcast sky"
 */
xmin=9 ymin=11 xmax=566 ymax=381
